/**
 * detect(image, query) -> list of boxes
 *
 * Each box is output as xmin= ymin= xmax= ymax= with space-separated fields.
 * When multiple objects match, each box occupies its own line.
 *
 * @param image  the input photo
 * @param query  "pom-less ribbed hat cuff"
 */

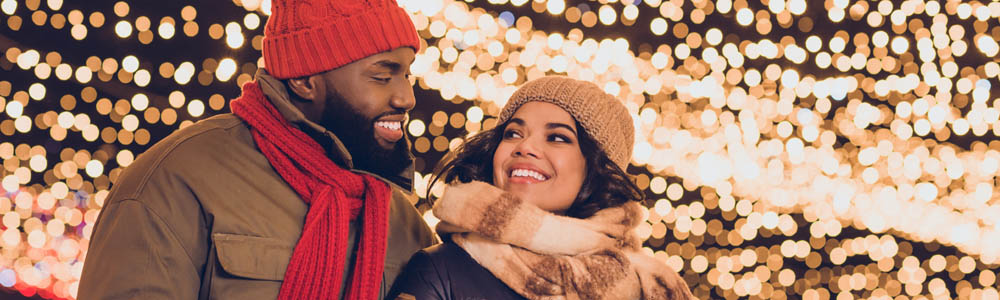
xmin=262 ymin=5 xmax=420 ymax=79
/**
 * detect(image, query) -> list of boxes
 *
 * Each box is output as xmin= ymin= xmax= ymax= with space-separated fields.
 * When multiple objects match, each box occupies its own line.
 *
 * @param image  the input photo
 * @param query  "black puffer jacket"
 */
xmin=389 ymin=241 xmax=526 ymax=300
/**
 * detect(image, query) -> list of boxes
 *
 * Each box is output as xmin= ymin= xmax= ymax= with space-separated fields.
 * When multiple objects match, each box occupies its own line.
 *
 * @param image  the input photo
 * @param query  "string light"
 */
xmin=2 ymin=0 xmax=1000 ymax=299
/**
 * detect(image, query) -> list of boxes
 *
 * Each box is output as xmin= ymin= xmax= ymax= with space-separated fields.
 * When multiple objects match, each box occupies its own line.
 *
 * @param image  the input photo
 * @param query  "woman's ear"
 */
xmin=286 ymin=74 xmax=325 ymax=103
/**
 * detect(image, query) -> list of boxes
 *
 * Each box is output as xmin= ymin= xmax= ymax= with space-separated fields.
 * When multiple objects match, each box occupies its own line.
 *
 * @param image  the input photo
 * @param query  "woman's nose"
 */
xmin=512 ymin=138 xmax=540 ymax=158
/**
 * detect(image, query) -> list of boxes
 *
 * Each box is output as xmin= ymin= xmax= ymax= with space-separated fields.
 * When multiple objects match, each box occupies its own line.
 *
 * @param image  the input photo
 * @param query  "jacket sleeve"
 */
xmin=388 ymin=250 xmax=449 ymax=300
xmin=77 ymin=199 xmax=202 ymax=300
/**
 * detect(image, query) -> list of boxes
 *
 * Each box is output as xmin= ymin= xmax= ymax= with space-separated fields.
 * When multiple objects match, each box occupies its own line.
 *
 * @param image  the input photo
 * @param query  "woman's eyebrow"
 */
xmin=546 ymin=122 xmax=577 ymax=135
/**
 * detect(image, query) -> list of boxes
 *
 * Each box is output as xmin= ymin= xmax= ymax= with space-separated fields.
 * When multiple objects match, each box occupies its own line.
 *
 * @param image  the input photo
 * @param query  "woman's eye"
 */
xmin=549 ymin=134 xmax=570 ymax=143
xmin=503 ymin=130 xmax=522 ymax=139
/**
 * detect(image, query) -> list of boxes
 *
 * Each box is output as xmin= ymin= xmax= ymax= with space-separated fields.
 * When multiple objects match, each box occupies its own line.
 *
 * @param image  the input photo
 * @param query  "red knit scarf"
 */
xmin=230 ymin=81 xmax=390 ymax=299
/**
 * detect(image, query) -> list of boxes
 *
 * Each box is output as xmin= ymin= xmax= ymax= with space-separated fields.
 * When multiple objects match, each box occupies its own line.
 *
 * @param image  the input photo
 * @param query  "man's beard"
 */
xmin=319 ymin=91 xmax=411 ymax=179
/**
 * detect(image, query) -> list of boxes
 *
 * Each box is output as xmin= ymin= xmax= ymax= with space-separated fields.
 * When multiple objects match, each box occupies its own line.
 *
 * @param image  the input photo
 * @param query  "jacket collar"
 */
xmin=253 ymin=69 xmax=415 ymax=190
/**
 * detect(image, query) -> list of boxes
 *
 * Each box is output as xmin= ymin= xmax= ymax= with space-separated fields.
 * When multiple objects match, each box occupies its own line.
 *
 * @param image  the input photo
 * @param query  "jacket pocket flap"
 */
xmin=212 ymin=233 xmax=293 ymax=281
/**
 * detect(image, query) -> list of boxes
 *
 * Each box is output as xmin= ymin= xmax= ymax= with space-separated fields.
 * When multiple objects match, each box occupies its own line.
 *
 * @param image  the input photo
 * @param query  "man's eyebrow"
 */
xmin=373 ymin=60 xmax=402 ymax=72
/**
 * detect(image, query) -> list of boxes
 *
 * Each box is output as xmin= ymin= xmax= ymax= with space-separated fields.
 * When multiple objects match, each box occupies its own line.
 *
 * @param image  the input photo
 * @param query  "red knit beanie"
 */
xmin=262 ymin=0 xmax=421 ymax=79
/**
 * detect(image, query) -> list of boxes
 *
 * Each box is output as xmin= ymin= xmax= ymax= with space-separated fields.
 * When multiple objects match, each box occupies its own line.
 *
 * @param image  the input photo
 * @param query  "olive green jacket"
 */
xmin=77 ymin=71 xmax=437 ymax=299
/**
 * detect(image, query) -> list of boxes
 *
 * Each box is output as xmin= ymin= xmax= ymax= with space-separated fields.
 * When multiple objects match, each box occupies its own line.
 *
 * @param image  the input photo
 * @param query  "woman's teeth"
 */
xmin=510 ymin=169 xmax=548 ymax=181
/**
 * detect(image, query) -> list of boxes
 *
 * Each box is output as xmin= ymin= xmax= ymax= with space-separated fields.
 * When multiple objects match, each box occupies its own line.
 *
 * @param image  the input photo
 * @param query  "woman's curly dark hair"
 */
xmin=428 ymin=118 xmax=643 ymax=219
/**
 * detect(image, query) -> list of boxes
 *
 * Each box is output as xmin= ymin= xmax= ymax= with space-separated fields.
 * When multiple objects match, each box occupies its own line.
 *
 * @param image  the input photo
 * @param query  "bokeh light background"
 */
xmin=2 ymin=0 xmax=1000 ymax=299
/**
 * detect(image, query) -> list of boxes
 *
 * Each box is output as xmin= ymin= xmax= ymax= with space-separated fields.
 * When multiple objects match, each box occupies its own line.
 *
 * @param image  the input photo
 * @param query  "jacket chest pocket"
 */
xmin=213 ymin=233 xmax=292 ymax=280
xmin=206 ymin=233 xmax=293 ymax=299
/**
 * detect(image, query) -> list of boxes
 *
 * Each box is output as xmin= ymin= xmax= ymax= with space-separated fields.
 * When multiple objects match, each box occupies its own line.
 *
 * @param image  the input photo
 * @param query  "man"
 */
xmin=78 ymin=0 xmax=436 ymax=299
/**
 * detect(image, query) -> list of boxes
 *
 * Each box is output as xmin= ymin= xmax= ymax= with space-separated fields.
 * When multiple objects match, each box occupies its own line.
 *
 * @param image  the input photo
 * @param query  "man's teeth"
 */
xmin=375 ymin=121 xmax=401 ymax=131
xmin=510 ymin=169 xmax=547 ymax=181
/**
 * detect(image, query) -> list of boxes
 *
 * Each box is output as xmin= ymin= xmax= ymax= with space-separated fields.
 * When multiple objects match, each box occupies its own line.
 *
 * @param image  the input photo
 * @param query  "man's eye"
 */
xmin=373 ymin=77 xmax=391 ymax=82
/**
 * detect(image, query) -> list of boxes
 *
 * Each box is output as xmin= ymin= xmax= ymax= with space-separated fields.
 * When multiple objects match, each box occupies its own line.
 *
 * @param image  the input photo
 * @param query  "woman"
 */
xmin=391 ymin=76 xmax=694 ymax=299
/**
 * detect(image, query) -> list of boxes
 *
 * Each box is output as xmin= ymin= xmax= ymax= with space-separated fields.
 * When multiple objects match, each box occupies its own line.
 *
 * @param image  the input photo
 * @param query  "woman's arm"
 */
xmin=388 ymin=250 xmax=450 ymax=300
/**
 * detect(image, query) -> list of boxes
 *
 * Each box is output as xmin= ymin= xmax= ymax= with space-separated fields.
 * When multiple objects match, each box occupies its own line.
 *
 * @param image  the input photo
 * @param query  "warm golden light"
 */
xmin=114 ymin=20 xmax=131 ymax=38
xmin=215 ymin=58 xmax=237 ymax=82
xmin=3 ymin=0 xmax=1000 ymax=298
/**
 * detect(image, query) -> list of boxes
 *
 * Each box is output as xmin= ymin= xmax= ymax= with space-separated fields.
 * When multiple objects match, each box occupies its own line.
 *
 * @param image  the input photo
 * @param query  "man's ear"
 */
xmin=286 ymin=74 xmax=324 ymax=103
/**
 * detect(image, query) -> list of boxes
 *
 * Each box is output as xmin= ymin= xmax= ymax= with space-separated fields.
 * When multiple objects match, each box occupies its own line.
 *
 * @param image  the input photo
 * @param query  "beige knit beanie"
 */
xmin=497 ymin=76 xmax=634 ymax=170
